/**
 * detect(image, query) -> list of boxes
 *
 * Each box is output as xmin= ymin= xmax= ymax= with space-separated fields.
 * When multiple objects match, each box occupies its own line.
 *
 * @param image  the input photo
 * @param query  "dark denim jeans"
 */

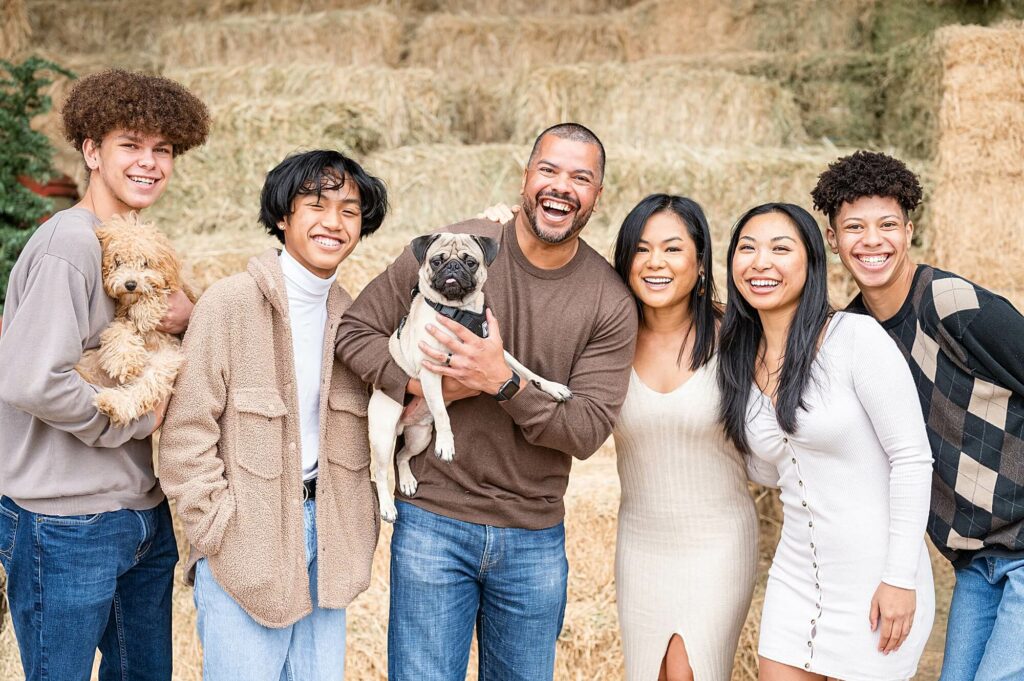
xmin=388 ymin=500 xmax=568 ymax=681
xmin=0 ymin=495 xmax=177 ymax=681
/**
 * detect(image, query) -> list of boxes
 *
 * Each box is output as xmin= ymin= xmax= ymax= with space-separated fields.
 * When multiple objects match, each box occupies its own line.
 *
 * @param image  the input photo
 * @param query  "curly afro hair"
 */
xmin=62 ymin=70 xmax=210 ymax=155
xmin=810 ymin=150 xmax=922 ymax=225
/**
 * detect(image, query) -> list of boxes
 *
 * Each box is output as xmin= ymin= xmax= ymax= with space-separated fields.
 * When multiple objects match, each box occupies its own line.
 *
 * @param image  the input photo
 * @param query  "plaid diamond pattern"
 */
xmin=849 ymin=266 xmax=1024 ymax=564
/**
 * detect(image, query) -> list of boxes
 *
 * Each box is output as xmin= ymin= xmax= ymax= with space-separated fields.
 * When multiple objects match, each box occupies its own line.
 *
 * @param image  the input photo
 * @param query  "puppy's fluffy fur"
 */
xmin=75 ymin=212 xmax=196 ymax=427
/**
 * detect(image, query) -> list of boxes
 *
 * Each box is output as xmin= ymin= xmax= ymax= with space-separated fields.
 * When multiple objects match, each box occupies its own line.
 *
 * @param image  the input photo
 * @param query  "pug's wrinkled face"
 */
xmin=410 ymin=233 xmax=500 ymax=304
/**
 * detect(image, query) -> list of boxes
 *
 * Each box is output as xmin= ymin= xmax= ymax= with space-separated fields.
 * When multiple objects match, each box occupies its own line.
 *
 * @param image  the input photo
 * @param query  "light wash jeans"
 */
xmin=193 ymin=498 xmax=346 ymax=681
xmin=939 ymin=555 xmax=1024 ymax=681
xmin=387 ymin=500 xmax=569 ymax=681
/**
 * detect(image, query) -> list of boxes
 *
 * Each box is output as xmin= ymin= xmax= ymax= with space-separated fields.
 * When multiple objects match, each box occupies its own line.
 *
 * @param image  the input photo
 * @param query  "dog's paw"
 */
xmin=535 ymin=379 xmax=573 ymax=402
xmin=434 ymin=433 xmax=455 ymax=462
xmin=380 ymin=498 xmax=398 ymax=523
xmin=94 ymin=390 xmax=139 ymax=427
xmin=398 ymin=471 xmax=419 ymax=497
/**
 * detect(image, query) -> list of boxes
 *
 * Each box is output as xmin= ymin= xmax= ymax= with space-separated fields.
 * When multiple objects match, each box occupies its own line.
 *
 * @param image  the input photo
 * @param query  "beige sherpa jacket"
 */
xmin=159 ymin=248 xmax=379 ymax=628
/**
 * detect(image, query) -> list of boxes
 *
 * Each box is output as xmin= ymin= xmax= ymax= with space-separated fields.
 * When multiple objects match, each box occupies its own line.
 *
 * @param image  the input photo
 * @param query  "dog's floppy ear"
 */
xmin=410 ymin=234 xmax=441 ymax=265
xmin=472 ymin=235 xmax=500 ymax=266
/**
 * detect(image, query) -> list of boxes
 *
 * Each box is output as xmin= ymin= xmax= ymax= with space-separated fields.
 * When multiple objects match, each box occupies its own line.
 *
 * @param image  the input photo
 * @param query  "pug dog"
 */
xmin=367 ymin=232 xmax=572 ymax=522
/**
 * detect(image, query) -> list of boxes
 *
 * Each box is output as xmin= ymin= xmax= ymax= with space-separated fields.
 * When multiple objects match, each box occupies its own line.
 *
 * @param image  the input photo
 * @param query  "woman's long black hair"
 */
xmin=613 ymin=194 xmax=720 ymax=371
xmin=717 ymin=203 xmax=833 ymax=454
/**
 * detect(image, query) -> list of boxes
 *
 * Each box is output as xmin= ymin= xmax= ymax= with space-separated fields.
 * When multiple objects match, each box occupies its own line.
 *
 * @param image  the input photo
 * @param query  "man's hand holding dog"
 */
xmin=420 ymin=309 xmax=519 ymax=398
xmin=157 ymin=289 xmax=194 ymax=335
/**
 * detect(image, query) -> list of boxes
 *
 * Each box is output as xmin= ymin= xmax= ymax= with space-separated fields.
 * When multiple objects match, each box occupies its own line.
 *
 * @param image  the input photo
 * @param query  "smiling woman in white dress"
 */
xmin=612 ymin=194 xmax=759 ymax=681
xmin=717 ymin=203 xmax=934 ymax=681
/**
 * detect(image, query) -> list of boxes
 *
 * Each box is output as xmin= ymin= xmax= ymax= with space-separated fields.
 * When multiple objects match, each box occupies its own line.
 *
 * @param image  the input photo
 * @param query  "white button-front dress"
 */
xmin=743 ymin=312 xmax=935 ymax=681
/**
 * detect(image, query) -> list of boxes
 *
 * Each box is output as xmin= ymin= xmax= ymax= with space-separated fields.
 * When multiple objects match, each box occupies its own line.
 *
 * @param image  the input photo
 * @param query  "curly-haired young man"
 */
xmin=812 ymin=151 xmax=1024 ymax=681
xmin=0 ymin=70 xmax=209 ymax=681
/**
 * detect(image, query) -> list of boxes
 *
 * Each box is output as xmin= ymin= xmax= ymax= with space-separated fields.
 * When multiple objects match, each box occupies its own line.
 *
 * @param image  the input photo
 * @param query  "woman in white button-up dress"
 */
xmin=717 ymin=203 xmax=934 ymax=681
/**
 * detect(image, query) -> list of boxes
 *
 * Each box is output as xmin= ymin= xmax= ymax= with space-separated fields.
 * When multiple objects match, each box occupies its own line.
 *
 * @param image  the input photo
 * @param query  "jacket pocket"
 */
xmin=233 ymin=388 xmax=287 ymax=479
xmin=326 ymin=389 xmax=370 ymax=471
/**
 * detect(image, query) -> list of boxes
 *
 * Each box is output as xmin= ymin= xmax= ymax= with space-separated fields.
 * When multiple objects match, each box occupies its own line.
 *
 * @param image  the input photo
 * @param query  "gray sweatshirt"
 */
xmin=0 ymin=208 xmax=161 ymax=515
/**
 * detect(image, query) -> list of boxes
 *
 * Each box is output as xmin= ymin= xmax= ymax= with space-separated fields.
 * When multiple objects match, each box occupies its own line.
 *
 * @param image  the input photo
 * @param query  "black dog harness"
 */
xmin=397 ymin=285 xmax=489 ymax=339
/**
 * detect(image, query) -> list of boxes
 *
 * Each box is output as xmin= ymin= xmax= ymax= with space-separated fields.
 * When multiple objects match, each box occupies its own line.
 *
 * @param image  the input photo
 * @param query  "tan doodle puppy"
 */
xmin=75 ymin=212 xmax=196 ymax=426
xmin=367 ymin=232 xmax=572 ymax=522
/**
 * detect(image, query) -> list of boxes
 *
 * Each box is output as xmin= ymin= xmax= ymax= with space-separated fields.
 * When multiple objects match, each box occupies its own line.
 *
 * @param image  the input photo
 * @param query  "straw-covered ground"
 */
xmin=3 ymin=0 xmax=1023 ymax=678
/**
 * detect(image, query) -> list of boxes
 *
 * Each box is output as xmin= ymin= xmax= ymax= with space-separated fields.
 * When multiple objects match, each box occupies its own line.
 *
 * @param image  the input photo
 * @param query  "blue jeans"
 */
xmin=388 ymin=500 xmax=569 ymax=681
xmin=193 ymin=498 xmax=346 ymax=681
xmin=0 ymin=495 xmax=177 ymax=681
xmin=939 ymin=555 xmax=1024 ymax=681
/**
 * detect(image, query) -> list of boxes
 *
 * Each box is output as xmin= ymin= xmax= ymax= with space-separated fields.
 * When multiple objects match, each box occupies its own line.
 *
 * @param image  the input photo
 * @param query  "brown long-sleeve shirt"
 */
xmin=336 ymin=218 xmax=637 ymax=529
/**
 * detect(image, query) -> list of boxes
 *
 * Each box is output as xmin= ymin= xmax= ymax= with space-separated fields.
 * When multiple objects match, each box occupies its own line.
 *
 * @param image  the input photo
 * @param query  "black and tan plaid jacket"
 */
xmin=849 ymin=265 xmax=1024 ymax=566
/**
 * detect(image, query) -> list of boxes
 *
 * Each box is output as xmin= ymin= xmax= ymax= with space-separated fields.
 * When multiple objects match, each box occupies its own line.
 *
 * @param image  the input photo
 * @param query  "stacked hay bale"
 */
xmin=407 ymin=12 xmax=642 ymax=71
xmin=927 ymin=23 xmax=1024 ymax=306
xmin=155 ymin=8 xmax=401 ymax=69
xmin=885 ymin=22 xmax=1024 ymax=306
xmin=509 ymin=61 xmax=808 ymax=148
xmin=628 ymin=0 xmax=876 ymax=56
xmin=1 ymin=0 xmax=30 ymax=60
xmin=167 ymin=65 xmax=457 ymax=148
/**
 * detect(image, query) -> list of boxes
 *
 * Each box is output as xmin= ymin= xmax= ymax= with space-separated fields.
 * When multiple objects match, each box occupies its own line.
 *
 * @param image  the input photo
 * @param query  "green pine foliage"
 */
xmin=0 ymin=56 xmax=75 ymax=311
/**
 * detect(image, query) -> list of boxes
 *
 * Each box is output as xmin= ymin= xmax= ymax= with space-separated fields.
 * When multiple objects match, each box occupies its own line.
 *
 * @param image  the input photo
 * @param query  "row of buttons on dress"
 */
xmin=784 ymin=435 xmax=822 ymax=672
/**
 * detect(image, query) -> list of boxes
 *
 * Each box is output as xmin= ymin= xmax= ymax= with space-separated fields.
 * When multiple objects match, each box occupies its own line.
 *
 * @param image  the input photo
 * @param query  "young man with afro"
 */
xmin=812 ymin=151 xmax=1024 ymax=681
xmin=0 ymin=70 xmax=209 ymax=680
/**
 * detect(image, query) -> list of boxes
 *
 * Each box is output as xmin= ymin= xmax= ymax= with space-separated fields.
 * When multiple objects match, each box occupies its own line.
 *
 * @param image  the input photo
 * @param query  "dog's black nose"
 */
xmin=125 ymin=281 xmax=137 ymax=291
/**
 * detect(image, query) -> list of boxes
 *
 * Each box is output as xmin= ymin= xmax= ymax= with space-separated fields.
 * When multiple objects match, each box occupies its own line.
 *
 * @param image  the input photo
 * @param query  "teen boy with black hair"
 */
xmin=0 ymin=69 xmax=208 ymax=681
xmin=158 ymin=150 xmax=388 ymax=681
xmin=812 ymin=150 xmax=1024 ymax=681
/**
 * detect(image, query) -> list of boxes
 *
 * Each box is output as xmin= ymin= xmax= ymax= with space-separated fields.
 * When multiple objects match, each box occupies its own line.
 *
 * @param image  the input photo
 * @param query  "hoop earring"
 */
xmin=696 ymin=272 xmax=706 ymax=297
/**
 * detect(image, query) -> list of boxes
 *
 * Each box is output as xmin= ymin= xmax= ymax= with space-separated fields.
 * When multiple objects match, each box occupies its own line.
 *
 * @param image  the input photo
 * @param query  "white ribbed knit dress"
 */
xmin=614 ymin=354 xmax=759 ymax=681
xmin=744 ymin=312 xmax=934 ymax=681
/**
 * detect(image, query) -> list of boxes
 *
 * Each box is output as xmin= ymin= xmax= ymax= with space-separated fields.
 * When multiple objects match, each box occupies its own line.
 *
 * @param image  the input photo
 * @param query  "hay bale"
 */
xmin=627 ymin=0 xmax=876 ymax=58
xmin=424 ymin=0 xmax=637 ymax=13
xmin=26 ymin=0 xmax=208 ymax=56
xmin=209 ymin=98 xmax=389 ymax=155
xmin=25 ymin=0 xmax=393 ymax=55
xmin=406 ymin=0 xmax=882 ymax=73
xmin=510 ymin=61 xmax=808 ymax=148
xmin=870 ymin=0 xmax=1024 ymax=52
xmin=1 ymin=0 xmax=30 ymax=60
xmin=924 ymin=22 xmax=1024 ymax=305
xmin=167 ymin=65 xmax=456 ymax=148
xmin=881 ymin=37 xmax=945 ymax=160
xmin=155 ymin=8 xmax=401 ymax=69
xmin=406 ymin=13 xmax=641 ymax=72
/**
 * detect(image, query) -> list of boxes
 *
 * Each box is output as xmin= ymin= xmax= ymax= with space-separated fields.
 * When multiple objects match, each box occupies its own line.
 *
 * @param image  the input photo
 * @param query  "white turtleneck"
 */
xmin=279 ymin=248 xmax=336 ymax=481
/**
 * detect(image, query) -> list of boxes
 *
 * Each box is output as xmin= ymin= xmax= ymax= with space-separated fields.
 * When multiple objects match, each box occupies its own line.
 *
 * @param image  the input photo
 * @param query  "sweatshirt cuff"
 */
xmin=381 ymin=360 xmax=412 ymax=403
xmin=498 ymin=379 xmax=546 ymax=423
xmin=131 ymin=412 xmax=157 ymax=440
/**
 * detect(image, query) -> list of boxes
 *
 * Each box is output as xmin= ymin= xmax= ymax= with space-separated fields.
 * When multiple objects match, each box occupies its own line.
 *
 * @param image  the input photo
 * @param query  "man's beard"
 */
xmin=521 ymin=191 xmax=592 ymax=245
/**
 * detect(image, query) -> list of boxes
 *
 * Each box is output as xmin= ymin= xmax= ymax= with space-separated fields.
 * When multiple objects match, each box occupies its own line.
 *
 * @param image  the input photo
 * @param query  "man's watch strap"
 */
xmin=493 ymin=372 xmax=521 ymax=402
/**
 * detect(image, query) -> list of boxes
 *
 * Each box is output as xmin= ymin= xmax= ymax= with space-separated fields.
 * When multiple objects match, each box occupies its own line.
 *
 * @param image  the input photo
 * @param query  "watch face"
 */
xmin=496 ymin=373 xmax=520 ymax=401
